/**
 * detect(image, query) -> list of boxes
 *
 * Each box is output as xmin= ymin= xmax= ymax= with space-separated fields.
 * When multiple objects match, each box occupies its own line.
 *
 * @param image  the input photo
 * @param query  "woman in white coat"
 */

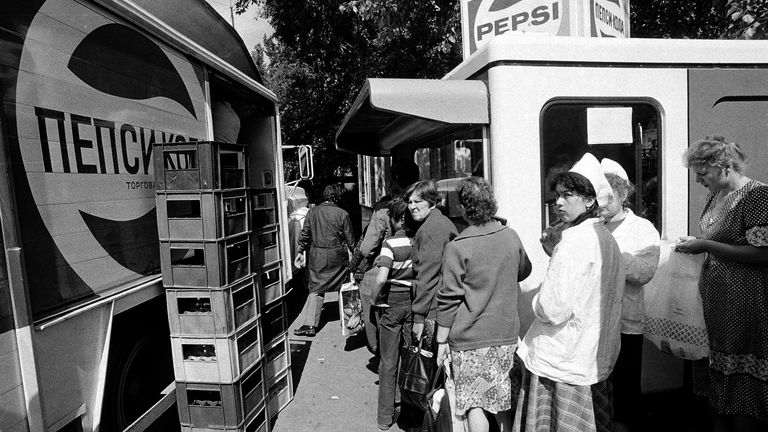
xmin=600 ymin=158 xmax=661 ymax=432
xmin=515 ymin=153 xmax=625 ymax=432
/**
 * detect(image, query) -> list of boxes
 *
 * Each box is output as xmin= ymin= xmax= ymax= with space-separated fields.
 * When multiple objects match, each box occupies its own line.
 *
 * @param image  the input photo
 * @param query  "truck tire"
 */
xmin=100 ymin=296 xmax=177 ymax=432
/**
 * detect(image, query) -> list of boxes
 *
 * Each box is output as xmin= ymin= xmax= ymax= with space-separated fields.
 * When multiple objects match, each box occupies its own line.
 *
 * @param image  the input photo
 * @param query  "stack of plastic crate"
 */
xmin=251 ymin=188 xmax=294 ymax=422
xmin=154 ymin=141 xmax=269 ymax=432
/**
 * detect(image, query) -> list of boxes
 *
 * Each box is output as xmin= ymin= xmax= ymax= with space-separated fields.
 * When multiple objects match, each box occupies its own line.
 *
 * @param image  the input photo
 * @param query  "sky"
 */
xmin=205 ymin=0 xmax=274 ymax=51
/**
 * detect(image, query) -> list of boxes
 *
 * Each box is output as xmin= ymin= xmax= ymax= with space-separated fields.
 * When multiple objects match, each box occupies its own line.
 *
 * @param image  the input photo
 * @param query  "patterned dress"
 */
xmin=692 ymin=179 xmax=768 ymax=422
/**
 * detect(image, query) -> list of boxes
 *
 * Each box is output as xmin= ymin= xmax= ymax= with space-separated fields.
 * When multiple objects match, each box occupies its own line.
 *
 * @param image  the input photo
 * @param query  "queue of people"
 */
xmin=291 ymin=136 xmax=768 ymax=432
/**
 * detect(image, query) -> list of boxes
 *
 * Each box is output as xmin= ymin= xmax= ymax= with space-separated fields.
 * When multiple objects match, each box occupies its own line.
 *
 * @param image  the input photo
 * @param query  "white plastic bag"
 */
xmin=338 ymin=280 xmax=363 ymax=336
xmin=643 ymin=241 xmax=708 ymax=360
xmin=442 ymin=356 xmax=468 ymax=432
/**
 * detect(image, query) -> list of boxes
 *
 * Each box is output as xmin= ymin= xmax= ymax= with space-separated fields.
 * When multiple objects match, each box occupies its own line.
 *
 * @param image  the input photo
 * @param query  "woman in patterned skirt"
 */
xmin=677 ymin=136 xmax=768 ymax=431
xmin=436 ymin=176 xmax=532 ymax=432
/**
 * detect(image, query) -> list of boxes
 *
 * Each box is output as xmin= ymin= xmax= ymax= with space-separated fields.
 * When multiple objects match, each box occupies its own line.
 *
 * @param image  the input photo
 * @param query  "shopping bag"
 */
xmin=399 ymin=337 xmax=436 ymax=410
xmin=423 ymin=366 xmax=451 ymax=432
xmin=643 ymin=241 xmax=708 ymax=360
xmin=338 ymin=280 xmax=363 ymax=336
xmin=442 ymin=356 xmax=468 ymax=432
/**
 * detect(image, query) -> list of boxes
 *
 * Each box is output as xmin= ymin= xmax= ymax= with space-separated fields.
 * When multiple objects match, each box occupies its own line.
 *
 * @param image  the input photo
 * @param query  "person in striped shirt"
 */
xmin=372 ymin=198 xmax=417 ymax=430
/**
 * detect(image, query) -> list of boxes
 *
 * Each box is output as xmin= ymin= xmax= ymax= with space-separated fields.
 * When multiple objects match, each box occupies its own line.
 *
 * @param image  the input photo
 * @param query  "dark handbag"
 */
xmin=423 ymin=366 xmax=452 ymax=432
xmin=398 ymin=337 xmax=436 ymax=410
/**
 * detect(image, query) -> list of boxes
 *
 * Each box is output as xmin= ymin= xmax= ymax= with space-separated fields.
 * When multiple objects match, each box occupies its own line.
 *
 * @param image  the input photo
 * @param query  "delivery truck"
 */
xmin=0 ymin=0 xmax=291 ymax=430
xmin=336 ymin=33 xmax=768 ymax=417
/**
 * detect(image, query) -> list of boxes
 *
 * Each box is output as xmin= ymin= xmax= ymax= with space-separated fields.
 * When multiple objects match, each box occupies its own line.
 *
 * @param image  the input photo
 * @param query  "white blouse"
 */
xmin=609 ymin=210 xmax=660 ymax=334
xmin=518 ymin=218 xmax=625 ymax=386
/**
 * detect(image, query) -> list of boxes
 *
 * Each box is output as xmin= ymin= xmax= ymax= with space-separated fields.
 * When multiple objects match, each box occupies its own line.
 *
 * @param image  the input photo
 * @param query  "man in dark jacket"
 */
xmin=294 ymin=183 xmax=355 ymax=336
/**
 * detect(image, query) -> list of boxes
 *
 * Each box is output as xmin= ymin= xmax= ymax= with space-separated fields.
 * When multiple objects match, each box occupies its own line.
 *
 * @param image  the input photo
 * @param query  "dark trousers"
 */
xmin=376 ymin=290 xmax=412 ymax=426
xmin=611 ymin=333 xmax=644 ymax=426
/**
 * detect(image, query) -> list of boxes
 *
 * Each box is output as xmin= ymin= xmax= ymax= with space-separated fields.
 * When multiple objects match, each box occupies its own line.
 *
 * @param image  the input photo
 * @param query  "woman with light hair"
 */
xmin=599 ymin=158 xmax=660 ymax=432
xmin=676 ymin=136 xmax=768 ymax=431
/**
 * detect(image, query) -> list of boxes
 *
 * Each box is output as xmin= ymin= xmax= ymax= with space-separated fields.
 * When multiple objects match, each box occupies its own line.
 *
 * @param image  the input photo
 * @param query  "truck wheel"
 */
xmin=101 ymin=296 xmax=176 ymax=432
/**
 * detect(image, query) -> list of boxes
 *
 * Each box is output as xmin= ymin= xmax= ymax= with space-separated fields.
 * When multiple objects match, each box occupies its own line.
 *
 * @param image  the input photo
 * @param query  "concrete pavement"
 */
xmin=271 ymin=290 xmax=411 ymax=432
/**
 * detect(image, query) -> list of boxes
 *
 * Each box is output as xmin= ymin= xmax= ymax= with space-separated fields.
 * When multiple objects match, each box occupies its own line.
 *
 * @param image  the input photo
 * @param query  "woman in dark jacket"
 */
xmin=406 ymin=180 xmax=458 ymax=349
xmin=294 ymin=183 xmax=355 ymax=336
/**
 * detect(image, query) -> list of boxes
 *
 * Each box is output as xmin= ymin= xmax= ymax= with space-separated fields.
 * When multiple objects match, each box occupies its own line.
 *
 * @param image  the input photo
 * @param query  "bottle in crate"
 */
xmin=157 ymin=189 xmax=250 ymax=241
xmin=166 ymin=275 xmax=258 ymax=337
xmin=154 ymin=141 xmax=247 ymax=191
xmin=171 ymin=319 xmax=262 ymax=383
xmin=176 ymin=361 xmax=266 ymax=429
xmin=160 ymin=233 xmax=252 ymax=288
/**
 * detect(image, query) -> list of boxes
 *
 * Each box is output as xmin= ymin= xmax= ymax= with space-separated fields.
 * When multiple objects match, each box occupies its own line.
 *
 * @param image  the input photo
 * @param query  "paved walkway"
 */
xmin=271 ymin=290 xmax=407 ymax=432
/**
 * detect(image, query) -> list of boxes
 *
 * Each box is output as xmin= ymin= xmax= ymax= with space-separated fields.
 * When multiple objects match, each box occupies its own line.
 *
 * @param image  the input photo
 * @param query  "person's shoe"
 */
xmin=377 ymin=422 xmax=392 ymax=431
xmin=293 ymin=325 xmax=316 ymax=336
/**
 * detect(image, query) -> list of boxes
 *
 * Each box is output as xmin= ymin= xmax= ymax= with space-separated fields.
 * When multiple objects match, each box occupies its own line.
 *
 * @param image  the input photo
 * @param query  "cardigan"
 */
xmin=436 ymin=221 xmax=531 ymax=351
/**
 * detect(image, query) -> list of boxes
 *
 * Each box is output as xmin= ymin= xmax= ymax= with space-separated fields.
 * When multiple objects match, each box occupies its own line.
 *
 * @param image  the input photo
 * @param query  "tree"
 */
xmin=240 ymin=0 xmax=767 ymax=183
xmin=631 ymin=0 xmax=768 ymax=39
xmin=237 ymin=0 xmax=461 ymax=183
xmin=721 ymin=0 xmax=768 ymax=39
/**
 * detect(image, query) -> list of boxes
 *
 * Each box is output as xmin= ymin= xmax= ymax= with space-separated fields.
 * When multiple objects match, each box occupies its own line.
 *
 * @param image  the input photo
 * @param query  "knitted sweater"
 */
xmin=436 ymin=221 xmax=531 ymax=351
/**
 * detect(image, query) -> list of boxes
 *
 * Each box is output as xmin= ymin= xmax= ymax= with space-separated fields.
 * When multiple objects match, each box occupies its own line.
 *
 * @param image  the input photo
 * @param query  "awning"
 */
xmin=336 ymin=78 xmax=489 ymax=156
xmin=131 ymin=0 xmax=263 ymax=84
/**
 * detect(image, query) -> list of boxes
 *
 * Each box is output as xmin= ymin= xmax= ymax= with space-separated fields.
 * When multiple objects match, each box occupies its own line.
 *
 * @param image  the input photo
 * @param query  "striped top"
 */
xmin=374 ymin=229 xmax=415 ymax=291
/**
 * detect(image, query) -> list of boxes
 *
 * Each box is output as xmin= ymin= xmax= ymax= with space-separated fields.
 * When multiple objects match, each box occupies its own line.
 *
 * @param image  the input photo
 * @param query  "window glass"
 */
xmin=401 ymin=126 xmax=485 ymax=226
xmin=540 ymin=102 xmax=661 ymax=231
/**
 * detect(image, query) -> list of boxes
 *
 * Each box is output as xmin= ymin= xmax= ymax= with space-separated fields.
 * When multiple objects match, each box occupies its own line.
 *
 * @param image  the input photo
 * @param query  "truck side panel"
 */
xmin=2 ymin=0 xmax=207 ymax=318
xmin=688 ymin=69 xmax=768 ymax=234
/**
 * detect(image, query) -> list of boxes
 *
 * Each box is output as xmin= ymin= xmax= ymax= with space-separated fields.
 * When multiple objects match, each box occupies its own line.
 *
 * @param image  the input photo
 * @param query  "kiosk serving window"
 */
xmin=540 ymin=101 xmax=661 ymax=231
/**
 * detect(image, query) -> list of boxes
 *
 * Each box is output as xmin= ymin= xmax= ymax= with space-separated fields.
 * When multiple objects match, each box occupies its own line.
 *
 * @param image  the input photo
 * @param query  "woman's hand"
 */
xmin=411 ymin=322 xmax=424 ymax=341
xmin=294 ymin=252 xmax=306 ymax=269
xmin=676 ymin=236 xmax=708 ymax=254
xmin=436 ymin=342 xmax=450 ymax=365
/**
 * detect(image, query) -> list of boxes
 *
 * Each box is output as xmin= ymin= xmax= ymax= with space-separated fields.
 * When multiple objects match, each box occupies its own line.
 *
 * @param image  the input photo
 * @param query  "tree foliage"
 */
xmin=238 ymin=0 xmax=768 ymax=183
xmin=236 ymin=0 xmax=461 ymax=183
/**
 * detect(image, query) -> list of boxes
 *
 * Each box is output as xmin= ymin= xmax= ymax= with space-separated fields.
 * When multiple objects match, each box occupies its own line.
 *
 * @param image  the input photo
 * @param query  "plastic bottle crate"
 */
xmin=176 ymin=361 xmax=265 ymax=428
xmin=180 ymin=402 xmax=267 ymax=432
xmin=252 ymin=227 xmax=280 ymax=269
xmin=251 ymin=189 xmax=277 ymax=229
xmin=260 ymin=301 xmax=287 ymax=344
xmin=266 ymin=368 xmax=293 ymax=419
xmin=257 ymin=265 xmax=283 ymax=307
xmin=166 ymin=276 xmax=258 ymax=337
xmin=157 ymin=190 xmax=250 ymax=241
xmin=181 ymin=401 xmax=267 ymax=432
xmin=171 ymin=319 xmax=262 ymax=383
xmin=263 ymin=334 xmax=290 ymax=381
xmin=160 ymin=234 xmax=251 ymax=288
xmin=154 ymin=141 xmax=247 ymax=191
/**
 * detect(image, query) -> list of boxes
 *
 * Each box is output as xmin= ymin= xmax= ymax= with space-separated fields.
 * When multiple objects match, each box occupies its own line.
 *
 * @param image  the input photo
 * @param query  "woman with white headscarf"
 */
xmin=515 ymin=153 xmax=625 ymax=432
xmin=599 ymin=159 xmax=660 ymax=432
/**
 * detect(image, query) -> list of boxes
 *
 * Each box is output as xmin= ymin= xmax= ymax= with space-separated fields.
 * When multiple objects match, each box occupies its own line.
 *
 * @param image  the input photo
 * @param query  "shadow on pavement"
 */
xmin=289 ymin=339 xmax=312 ymax=391
xmin=343 ymin=330 xmax=367 ymax=352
